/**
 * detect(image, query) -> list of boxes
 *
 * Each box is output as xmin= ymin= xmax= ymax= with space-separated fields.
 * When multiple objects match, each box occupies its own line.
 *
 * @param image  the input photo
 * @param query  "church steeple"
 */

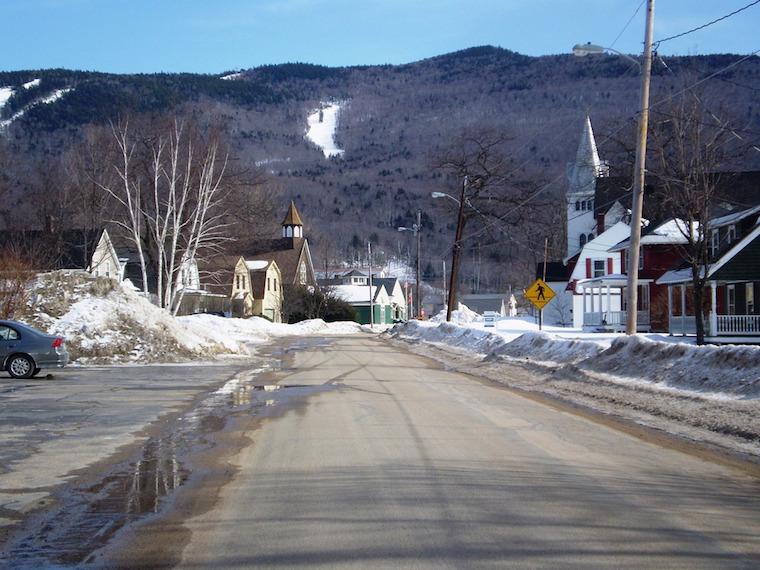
xmin=568 ymin=115 xmax=601 ymax=196
xmin=566 ymin=116 xmax=606 ymax=257
xmin=282 ymin=201 xmax=304 ymax=238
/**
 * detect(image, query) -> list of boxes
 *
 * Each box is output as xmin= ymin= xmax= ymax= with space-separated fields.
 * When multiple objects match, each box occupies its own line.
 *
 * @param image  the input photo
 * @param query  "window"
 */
xmin=105 ymin=261 xmax=111 ymax=278
xmin=589 ymin=200 xmax=594 ymax=211
xmin=274 ymin=278 xmax=278 ymax=291
xmin=710 ymin=229 xmax=720 ymax=258
xmin=581 ymin=201 xmax=587 ymax=211
xmin=580 ymin=234 xmax=587 ymax=248
xmin=242 ymin=275 xmax=246 ymax=289
xmin=747 ymin=283 xmax=755 ymax=315
xmin=727 ymin=224 xmax=737 ymax=244
xmin=0 ymin=326 xmax=19 ymax=341
xmin=587 ymin=233 xmax=594 ymax=242
xmin=575 ymin=201 xmax=580 ymax=211
xmin=299 ymin=262 xmax=307 ymax=285
xmin=593 ymin=259 xmax=605 ymax=278
xmin=727 ymin=285 xmax=736 ymax=315
xmin=267 ymin=278 xmax=271 ymax=292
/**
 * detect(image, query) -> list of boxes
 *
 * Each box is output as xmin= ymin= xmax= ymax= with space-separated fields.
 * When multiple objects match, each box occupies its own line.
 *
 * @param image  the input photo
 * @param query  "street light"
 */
xmin=398 ymin=208 xmax=422 ymax=319
xmin=572 ymin=0 xmax=655 ymax=335
xmin=572 ymin=42 xmax=641 ymax=68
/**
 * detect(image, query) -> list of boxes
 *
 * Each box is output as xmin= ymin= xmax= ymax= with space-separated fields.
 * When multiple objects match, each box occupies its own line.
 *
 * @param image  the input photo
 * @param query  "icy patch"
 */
xmin=305 ymin=102 xmax=344 ymax=158
xmin=22 ymin=78 xmax=40 ymax=89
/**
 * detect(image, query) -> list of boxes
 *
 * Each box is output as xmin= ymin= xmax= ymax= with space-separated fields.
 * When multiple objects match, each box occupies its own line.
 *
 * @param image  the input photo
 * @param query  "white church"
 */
xmin=542 ymin=116 xmax=632 ymax=328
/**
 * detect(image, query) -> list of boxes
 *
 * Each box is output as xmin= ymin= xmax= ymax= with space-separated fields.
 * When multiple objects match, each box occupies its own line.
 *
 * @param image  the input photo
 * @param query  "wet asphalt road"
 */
xmin=176 ymin=336 xmax=760 ymax=569
xmin=0 ymin=359 xmax=257 ymax=535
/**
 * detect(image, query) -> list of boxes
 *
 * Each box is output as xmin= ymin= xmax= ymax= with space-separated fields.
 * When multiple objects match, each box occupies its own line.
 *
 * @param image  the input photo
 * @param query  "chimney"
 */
xmin=596 ymin=213 xmax=605 ymax=236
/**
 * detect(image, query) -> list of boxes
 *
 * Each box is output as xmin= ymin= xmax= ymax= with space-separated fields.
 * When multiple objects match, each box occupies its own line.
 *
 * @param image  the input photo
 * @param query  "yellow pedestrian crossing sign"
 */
xmin=524 ymin=279 xmax=555 ymax=310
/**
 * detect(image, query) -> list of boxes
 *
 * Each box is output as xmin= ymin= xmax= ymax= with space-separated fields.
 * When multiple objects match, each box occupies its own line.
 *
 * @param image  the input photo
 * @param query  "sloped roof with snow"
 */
xmin=331 ymin=284 xmax=388 ymax=304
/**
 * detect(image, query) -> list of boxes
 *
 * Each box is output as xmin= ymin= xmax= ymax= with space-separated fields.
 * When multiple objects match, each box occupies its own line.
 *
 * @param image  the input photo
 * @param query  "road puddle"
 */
xmin=0 ymin=359 xmax=328 ymax=568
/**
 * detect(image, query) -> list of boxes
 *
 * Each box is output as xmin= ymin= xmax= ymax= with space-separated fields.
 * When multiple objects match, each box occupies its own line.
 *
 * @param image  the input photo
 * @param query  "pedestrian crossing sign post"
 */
xmin=524 ymin=278 xmax=555 ymax=311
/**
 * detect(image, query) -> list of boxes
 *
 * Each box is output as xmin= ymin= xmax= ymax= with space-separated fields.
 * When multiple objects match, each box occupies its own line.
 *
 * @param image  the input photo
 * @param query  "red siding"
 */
xmin=585 ymin=258 xmax=591 ymax=278
xmin=607 ymin=258 xmax=613 ymax=275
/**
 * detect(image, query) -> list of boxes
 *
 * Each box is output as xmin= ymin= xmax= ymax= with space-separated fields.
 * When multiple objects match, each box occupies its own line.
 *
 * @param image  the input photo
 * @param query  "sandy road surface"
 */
xmin=143 ymin=336 xmax=760 ymax=568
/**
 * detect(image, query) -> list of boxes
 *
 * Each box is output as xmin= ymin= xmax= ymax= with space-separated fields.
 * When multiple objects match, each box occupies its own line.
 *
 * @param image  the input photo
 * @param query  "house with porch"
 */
xmin=657 ymin=205 xmax=760 ymax=343
xmin=566 ymin=221 xmax=630 ymax=330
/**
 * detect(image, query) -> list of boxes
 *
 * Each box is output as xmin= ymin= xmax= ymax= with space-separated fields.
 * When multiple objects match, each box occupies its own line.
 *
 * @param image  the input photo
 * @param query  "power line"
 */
xmin=655 ymin=0 xmax=760 ymax=46
xmin=459 ymin=48 xmax=760 ymax=246
xmin=610 ymin=0 xmax=646 ymax=49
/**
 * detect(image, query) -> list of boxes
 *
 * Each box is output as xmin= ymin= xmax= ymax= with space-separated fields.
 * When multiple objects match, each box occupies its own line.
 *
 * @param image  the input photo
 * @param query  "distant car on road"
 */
xmin=0 ymin=320 xmax=69 ymax=379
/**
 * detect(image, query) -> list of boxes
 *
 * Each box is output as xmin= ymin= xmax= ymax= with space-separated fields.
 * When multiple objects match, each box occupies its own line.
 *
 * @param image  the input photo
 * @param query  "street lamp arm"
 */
xmin=572 ymin=42 xmax=641 ymax=69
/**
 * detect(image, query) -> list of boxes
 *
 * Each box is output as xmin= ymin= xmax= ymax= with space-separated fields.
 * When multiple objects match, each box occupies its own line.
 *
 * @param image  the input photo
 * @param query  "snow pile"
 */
xmin=305 ymin=102 xmax=344 ymax=158
xmin=23 ymin=271 xmax=363 ymax=364
xmin=25 ymin=272 xmax=238 ymax=363
xmin=430 ymin=303 xmax=481 ymax=324
xmin=390 ymin=319 xmax=760 ymax=398
xmin=492 ymin=332 xmax=603 ymax=365
xmin=581 ymin=335 xmax=760 ymax=398
xmin=179 ymin=313 xmax=362 ymax=340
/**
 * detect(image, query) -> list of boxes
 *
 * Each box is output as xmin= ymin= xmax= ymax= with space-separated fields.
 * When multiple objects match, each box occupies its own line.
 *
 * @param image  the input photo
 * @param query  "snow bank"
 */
xmin=22 ymin=271 xmax=362 ymax=364
xmin=582 ymin=335 xmax=760 ymax=398
xmin=390 ymin=319 xmax=760 ymax=399
xmin=430 ymin=303 xmax=481 ymax=324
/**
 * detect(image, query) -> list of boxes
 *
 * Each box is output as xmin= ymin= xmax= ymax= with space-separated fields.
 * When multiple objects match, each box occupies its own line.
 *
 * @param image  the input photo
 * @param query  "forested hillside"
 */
xmin=2 ymin=46 xmax=760 ymax=292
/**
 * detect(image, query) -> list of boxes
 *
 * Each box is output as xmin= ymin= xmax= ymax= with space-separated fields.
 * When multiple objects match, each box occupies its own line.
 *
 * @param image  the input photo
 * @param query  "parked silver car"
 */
xmin=0 ymin=320 xmax=69 ymax=379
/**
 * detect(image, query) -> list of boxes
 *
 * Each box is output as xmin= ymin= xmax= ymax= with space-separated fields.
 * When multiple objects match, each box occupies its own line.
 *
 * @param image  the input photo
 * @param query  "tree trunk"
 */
xmin=692 ymin=267 xmax=705 ymax=345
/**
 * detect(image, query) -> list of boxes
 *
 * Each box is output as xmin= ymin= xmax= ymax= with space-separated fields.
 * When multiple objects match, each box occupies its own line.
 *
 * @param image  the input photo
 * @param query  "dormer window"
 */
xmin=575 ymin=201 xmax=580 ymax=211
xmin=580 ymin=234 xmax=587 ymax=248
xmin=710 ymin=229 xmax=720 ymax=258
xmin=727 ymin=224 xmax=736 ymax=244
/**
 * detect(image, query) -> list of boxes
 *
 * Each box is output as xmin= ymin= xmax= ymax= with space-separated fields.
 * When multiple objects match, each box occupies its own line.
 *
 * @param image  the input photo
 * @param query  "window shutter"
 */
xmin=607 ymin=257 xmax=613 ymax=275
xmin=585 ymin=258 xmax=591 ymax=278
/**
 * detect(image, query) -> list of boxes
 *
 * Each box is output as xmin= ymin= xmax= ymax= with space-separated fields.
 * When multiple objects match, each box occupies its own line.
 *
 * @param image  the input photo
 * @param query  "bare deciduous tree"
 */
xmin=101 ymin=118 xmax=233 ymax=314
xmin=651 ymin=95 xmax=737 ymax=345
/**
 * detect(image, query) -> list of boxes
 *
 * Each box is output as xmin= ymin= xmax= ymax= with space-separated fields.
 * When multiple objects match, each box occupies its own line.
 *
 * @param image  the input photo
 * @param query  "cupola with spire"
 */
xmin=281 ymin=201 xmax=304 ymax=239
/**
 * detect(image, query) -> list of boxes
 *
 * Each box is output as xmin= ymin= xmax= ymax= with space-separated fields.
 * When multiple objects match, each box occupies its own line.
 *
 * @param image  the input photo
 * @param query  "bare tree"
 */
xmin=651 ymin=95 xmax=737 ymax=345
xmin=101 ymin=118 xmax=233 ymax=314
xmin=0 ymin=247 xmax=35 ymax=319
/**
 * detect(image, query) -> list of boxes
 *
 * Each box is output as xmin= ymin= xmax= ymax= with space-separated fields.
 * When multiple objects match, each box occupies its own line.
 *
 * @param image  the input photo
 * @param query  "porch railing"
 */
xmin=715 ymin=315 xmax=760 ymax=335
xmin=669 ymin=315 xmax=697 ymax=335
xmin=584 ymin=310 xmax=650 ymax=330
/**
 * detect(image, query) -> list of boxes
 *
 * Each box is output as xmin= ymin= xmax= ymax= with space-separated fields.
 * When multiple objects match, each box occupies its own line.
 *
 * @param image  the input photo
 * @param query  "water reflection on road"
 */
xmin=0 ymin=338 xmax=333 ymax=568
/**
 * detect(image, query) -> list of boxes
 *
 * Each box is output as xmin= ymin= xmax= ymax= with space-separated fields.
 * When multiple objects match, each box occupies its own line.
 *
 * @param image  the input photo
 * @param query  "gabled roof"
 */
xmin=609 ymin=219 xmax=690 ymax=251
xmin=708 ymin=222 xmax=760 ymax=282
xmin=710 ymin=204 xmax=760 ymax=228
xmin=282 ymin=201 xmax=304 ymax=226
xmin=242 ymin=237 xmax=314 ymax=286
xmin=331 ymin=284 xmax=387 ymax=304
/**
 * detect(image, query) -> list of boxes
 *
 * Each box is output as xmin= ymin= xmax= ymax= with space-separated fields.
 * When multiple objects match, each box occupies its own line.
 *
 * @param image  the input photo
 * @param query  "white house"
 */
xmin=567 ymin=221 xmax=630 ymax=329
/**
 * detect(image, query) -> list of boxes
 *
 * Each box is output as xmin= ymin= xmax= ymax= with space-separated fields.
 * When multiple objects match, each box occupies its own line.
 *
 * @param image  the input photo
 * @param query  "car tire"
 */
xmin=31 ymin=368 xmax=41 ymax=378
xmin=7 ymin=355 xmax=35 ymax=379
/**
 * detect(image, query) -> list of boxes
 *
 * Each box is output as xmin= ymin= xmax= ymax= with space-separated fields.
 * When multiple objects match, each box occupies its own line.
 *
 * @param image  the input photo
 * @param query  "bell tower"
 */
xmin=282 ymin=201 xmax=304 ymax=239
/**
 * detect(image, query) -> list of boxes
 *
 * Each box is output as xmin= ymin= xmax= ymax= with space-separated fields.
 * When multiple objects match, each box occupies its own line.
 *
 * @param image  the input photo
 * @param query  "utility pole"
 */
xmin=446 ymin=176 xmax=468 ymax=322
xmin=415 ymin=209 xmax=422 ymax=318
xmin=442 ymin=260 xmax=447 ymax=311
xmin=368 ymin=241 xmax=374 ymax=329
xmin=626 ymin=0 xmax=655 ymax=335
xmin=540 ymin=237 xmax=548 ymax=331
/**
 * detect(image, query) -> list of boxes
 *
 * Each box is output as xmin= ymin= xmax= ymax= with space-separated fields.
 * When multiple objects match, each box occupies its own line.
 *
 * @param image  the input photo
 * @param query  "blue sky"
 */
xmin=2 ymin=0 xmax=759 ymax=73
